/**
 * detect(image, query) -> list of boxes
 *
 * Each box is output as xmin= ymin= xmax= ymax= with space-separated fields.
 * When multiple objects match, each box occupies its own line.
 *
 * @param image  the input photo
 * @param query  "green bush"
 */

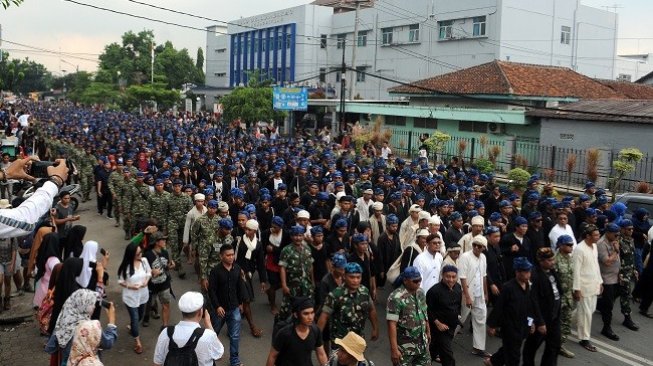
xmin=507 ymin=168 xmax=531 ymax=190
xmin=474 ymin=158 xmax=495 ymax=174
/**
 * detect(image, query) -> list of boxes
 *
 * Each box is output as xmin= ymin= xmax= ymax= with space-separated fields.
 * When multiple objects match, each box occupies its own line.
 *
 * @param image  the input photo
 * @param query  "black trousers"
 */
xmin=522 ymin=319 xmax=561 ymax=366
xmin=598 ymin=283 xmax=618 ymax=327
xmin=430 ymin=329 xmax=455 ymax=366
xmin=491 ymin=335 xmax=523 ymax=366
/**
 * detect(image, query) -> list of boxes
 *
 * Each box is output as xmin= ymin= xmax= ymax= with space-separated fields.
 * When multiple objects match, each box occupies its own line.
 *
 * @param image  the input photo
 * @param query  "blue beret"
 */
xmin=485 ymin=226 xmax=501 ymax=235
xmin=489 ymin=212 xmax=502 ymax=221
xmin=231 ymin=188 xmax=244 ymax=199
xmin=585 ymin=181 xmax=595 ymax=189
xmin=579 ymin=194 xmax=591 ymax=202
xmin=204 ymin=188 xmax=214 ymax=195
xmin=155 ymin=179 xmax=164 ymax=185
xmin=499 ymin=200 xmax=512 ymax=208
xmin=475 ymin=201 xmax=485 ymax=209
xmin=345 ymin=262 xmax=363 ymax=274
xmin=317 ymin=192 xmax=329 ymax=201
xmin=528 ymin=193 xmax=540 ymax=201
xmin=556 ymin=234 xmax=575 ymax=245
xmin=161 ymin=171 xmax=171 ymax=178
xmin=136 ymin=172 xmax=145 ymax=178
xmin=334 ymin=181 xmax=344 ymax=188
xmin=331 ymin=253 xmax=347 ymax=269
xmin=441 ymin=264 xmax=458 ymax=274
xmin=513 ymin=257 xmax=533 ymax=271
xmin=447 ymin=184 xmax=457 ymax=193
xmin=260 ymin=193 xmax=272 ymax=201
xmin=450 ymin=212 xmax=463 ymax=221
xmin=606 ymin=223 xmax=621 ymax=233
xmin=605 ymin=210 xmax=617 ymax=221
xmin=515 ymin=216 xmax=528 ymax=226
xmin=528 ymin=211 xmax=543 ymax=220
xmin=123 ymin=167 xmax=130 ymax=173
xmin=386 ymin=214 xmax=399 ymax=225
xmin=402 ymin=266 xmax=421 ymax=280
xmin=173 ymin=179 xmax=183 ymax=185
xmin=479 ymin=174 xmax=488 ymax=182
xmin=277 ymin=183 xmax=287 ymax=190
xmin=585 ymin=208 xmax=597 ymax=216
xmin=218 ymin=218 xmax=233 ymax=229
xmin=310 ymin=226 xmax=324 ymax=235
xmin=334 ymin=219 xmax=348 ymax=229
xmin=374 ymin=188 xmax=384 ymax=195
xmin=390 ymin=192 xmax=402 ymax=200
xmin=290 ymin=225 xmax=306 ymax=235
xmin=597 ymin=196 xmax=608 ymax=205
xmin=352 ymin=233 xmax=368 ymax=243
xmin=619 ymin=219 xmax=633 ymax=228
xmin=271 ymin=216 xmax=284 ymax=227
xmin=207 ymin=200 xmax=218 ymax=209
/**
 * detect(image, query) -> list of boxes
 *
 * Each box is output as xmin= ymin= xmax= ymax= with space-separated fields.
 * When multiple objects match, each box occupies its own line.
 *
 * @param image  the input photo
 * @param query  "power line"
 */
xmin=0 ymin=38 xmax=100 ymax=63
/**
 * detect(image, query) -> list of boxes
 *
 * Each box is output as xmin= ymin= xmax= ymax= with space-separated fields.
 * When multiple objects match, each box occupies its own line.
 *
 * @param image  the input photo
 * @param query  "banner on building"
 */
xmin=273 ymin=87 xmax=308 ymax=111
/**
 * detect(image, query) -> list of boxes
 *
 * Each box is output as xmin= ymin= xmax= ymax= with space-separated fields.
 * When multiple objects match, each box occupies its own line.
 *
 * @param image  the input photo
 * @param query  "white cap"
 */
xmin=472 ymin=235 xmax=488 ymax=248
xmin=178 ymin=291 xmax=204 ymax=313
xmin=428 ymin=215 xmax=442 ymax=225
xmin=363 ymin=189 xmax=373 ymax=195
xmin=417 ymin=228 xmax=430 ymax=237
xmin=217 ymin=202 xmax=229 ymax=211
xmin=471 ymin=216 xmax=485 ymax=226
xmin=194 ymin=193 xmax=205 ymax=201
xmin=335 ymin=192 xmax=346 ymax=201
xmin=418 ymin=211 xmax=431 ymax=221
xmin=245 ymin=219 xmax=259 ymax=230
xmin=409 ymin=204 xmax=422 ymax=213
xmin=297 ymin=210 xmax=310 ymax=219
xmin=372 ymin=201 xmax=383 ymax=211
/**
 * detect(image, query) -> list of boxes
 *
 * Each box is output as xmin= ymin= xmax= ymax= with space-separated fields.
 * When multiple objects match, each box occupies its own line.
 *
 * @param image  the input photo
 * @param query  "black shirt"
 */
xmin=208 ymin=263 xmax=246 ymax=311
xmin=487 ymin=278 xmax=535 ymax=340
xmin=426 ymin=282 xmax=462 ymax=334
xmin=273 ymin=324 xmax=323 ymax=366
xmin=145 ymin=248 xmax=171 ymax=293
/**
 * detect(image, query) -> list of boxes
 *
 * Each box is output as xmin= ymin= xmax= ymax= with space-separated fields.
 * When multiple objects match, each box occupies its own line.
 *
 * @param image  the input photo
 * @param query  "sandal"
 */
xmin=134 ymin=344 xmax=143 ymax=354
xmin=471 ymin=349 xmax=492 ymax=358
xmin=250 ymin=326 xmax=263 ymax=338
xmin=579 ymin=340 xmax=597 ymax=352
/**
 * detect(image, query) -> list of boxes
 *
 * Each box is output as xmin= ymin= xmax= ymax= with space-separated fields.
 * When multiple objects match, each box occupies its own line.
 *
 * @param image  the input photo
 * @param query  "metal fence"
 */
xmin=390 ymin=130 xmax=653 ymax=194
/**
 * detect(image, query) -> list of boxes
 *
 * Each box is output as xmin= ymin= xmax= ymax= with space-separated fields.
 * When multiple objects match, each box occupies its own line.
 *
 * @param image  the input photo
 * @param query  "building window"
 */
xmin=414 ymin=118 xmax=437 ymax=129
xmin=473 ymin=16 xmax=486 ymax=36
xmin=408 ymin=24 xmax=420 ymax=42
xmin=617 ymin=73 xmax=632 ymax=82
xmin=357 ymin=31 xmax=368 ymax=47
xmin=382 ymin=28 xmax=394 ymax=45
xmin=337 ymin=34 xmax=346 ymax=49
xmin=559 ymin=133 xmax=574 ymax=140
xmin=561 ymin=26 xmax=571 ymax=44
xmin=253 ymin=38 xmax=258 ymax=52
xmin=458 ymin=121 xmax=487 ymax=132
xmin=356 ymin=66 xmax=366 ymax=82
xmin=320 ymin=34 xmax=327 ymax=48
xmin=319 ymin=68 xmax=326 ymax=83
xmin=216 ymin=48 xmax=226 ymax=53
xmin=214 ymin=72 xmax=227 ymax=77
xmin=277 ymin=35 xmax=284 ymax=50
xmin=439 ymin=20 xmax=453 ymax=40
xmin=385 ymin=116 xmax=406 ymax=126
xmin=286 ymin=34 xmax=292 ymax=49
xmin=336 ymin=71 xmax=341 ymax=82
xmin=262 ymin=38 xmax=267 ymax=52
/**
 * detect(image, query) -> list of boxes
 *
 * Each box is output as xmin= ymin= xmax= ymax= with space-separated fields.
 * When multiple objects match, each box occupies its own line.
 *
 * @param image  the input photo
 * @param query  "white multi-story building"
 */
xmin=206 ymin=0 xmax=645 ymax=99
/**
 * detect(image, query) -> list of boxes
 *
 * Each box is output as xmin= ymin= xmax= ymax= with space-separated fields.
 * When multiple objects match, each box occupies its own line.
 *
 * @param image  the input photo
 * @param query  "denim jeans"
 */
xmin=125 ymin=303 xmax=145 ymax=338
xmin=213 ymin=307 xmax=241 ymax=366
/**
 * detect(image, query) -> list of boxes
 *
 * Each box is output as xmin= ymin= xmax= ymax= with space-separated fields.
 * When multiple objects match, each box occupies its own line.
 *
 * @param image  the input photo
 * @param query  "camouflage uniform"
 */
xmin=191 ymin=214 xmax=222 ymax=281
xmin=119 ymin=176 xmax=134 ymax=237
xmin=322 ymin=285 xmax=372 ymax=342
xmin=81 ymin=151 xmax=96 ymax=200
xmin=619 ymin=236 xmax=638 ymax=316
xmin=386 ymin=285 xmax=430 ymax=366
xmin=166 ymin=192 xmax=193 ymax=276
xmin=108 ymin=169 xmax=124 ymax=224
xmin=147 ymin=190 xmax=170 ymax=231
xmin=276 ymin=243 xmax=314 ymax=322
xmin=129 ymin=181 xmax=151 ymax=234
xmin=554 ymin=251 xmax=575 ymax=344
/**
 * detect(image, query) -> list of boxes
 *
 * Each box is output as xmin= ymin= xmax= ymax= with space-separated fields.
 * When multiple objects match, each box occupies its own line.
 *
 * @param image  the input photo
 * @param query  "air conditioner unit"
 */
xmin=487 ymin=123 xmax=504 ymax=134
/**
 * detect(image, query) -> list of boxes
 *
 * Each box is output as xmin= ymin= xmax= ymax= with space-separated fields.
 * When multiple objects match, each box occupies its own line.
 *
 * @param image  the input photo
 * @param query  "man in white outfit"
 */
xmin=573 ymin=224 xmax=603 ymax=352
xmin=459 ymin=235 xmax=490 ymax=357
xmin=414 ymin=234 xmax=444 ymax=293
xmin=548 ymin=212 xmax=577 ymax=250
xmin=459 ymin=216 xmax=485 ymax=253
xmin=399 ymin=204 xmax=422 ymax=250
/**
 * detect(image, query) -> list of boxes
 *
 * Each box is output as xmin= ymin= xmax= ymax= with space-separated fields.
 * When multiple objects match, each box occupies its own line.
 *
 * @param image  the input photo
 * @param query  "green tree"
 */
xmin=195 ymin=47 xmax=205 ymax=83
xmin=221 ymin=72 xmax=285 ymax=127
xmin=610 ymin=148 xmax=644 ymax=199
xmin=124 ymin=83 xmax=180 ymax=110
xmin=79 ymin=82 xmax=121 ymax=105
xmin=0 ymin=52 xmax=52 ymax=93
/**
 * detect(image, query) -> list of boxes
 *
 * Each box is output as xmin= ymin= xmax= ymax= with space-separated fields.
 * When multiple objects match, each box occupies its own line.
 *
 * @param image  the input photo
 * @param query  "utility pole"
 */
xmin=603 ymin=4 xmax=623 ymax=80
xmin=349 ymin=0 xmax=365 ymax=100
xmin=151 ymin=41 xmax=155 ymax=84
xmin=339 ymin=40 xmax=346 ymax=135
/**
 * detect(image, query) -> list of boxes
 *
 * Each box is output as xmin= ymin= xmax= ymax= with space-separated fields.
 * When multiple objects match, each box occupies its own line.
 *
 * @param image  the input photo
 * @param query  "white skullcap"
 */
xmin=372 ymin=201 xmax=383 ymax=211
xmin=245 ymin=219 xmax=259 ymax=230
xmin=471 ymin=216 xmax=485 ymax=226
xmin=178 ymin=291 xmax=204 ymax=313
xmin=409 ymin=204 xmax=422 ymax=213
xmin=363 ymin=189 xmax=373 ymax=195
xmin=335 ymin=192 xmax=346 ymax=201
xmin=194 ymin=193 xmax=205 ymax=201
xmin=217 ymin=201 xmax=229 ymax=211
xmin=472 ymin=235 xmax=488 ymax=247
xmin=429 ymin=215 xmax=442 ymax=225
xmin=417 ymin=228 xmax=430 ymax=237
xmin=297 ymin=210 xmax=310 ymax=219
xmin=418 ymin=211 xmax=431 ymax=221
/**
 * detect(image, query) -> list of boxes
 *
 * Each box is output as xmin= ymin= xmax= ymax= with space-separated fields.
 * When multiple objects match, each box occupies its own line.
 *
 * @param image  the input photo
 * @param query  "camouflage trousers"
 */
xmin=560 ymin=296 xmax=576 ymax=343
xmin=275 ymin=282 xmax=314 ymax=323
xmin=112 ymin=196 xmax=121 ymax=222
xmin=167 ymin=223 xmax=185 ymax=276
xmin=80 ymin=172 xmax=93 ymax=200
xmin=122 ymin=213 xmax=133 ymax=237
xmin=619 ymin=278 xmax=634 ymax=316
xmin=397 ymin=342 xmax=430 ymax=366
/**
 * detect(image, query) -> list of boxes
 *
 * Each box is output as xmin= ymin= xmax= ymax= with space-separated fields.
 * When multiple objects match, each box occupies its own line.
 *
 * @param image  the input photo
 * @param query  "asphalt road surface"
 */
xmin=7 ymin=200 xmax=653 ymax=366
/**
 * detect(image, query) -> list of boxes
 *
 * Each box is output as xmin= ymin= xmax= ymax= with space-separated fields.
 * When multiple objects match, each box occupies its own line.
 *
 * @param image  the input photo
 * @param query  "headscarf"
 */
xmin=54 ymin=289 xmax=97 ymax=347
xmin=632 ymin=208 xmax=651 ymax=232
xmin=35 ymin=233 xmax=60 ymax=282
xmin=64 ymin=226 xmax=87 ymax=259
xmin=48 ymin=257 xmax=84 ymax=334
xmin=76 ymin=241 xmax=98 ymax=288
xmin=68 ymin=320 xmax=103 ymax=366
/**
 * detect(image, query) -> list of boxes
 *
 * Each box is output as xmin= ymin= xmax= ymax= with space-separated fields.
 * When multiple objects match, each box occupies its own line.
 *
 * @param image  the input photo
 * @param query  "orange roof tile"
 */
xmin=389 ymin=60 xmax=626 ymax=99
xmin=596 ymin=79 xmax=653 ymax=99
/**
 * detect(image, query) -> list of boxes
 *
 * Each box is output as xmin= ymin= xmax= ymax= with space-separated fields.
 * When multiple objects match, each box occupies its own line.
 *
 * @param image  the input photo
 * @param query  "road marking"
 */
xmin=569 ymin=335 xmax=644 ymax=366
xmin=570 ymin=332 xmax=653 ymax=366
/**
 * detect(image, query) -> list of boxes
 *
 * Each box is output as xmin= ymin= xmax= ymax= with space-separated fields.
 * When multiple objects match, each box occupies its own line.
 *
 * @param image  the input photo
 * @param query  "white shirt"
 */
xmin=548 ymin=224 xmax=577 ymax=250
xmin=119 ymin=258 xmax=152 ymax=307
xmin=458 ymin=232 xmax=482 ymax=253
xmin=572 ymin=241 xmax=603 ymax=297
xmin=381 ymin=146 xmax=392 ymax=159
xmin=414 ymin=250 xmax=443 ymax=292
xmin=458 ymin=251 xmax=487 ymax=299
xmin=0 ymin=181 xmax=58 ymax=238
xmin=153 ymin=321 xmax=224 ymax=366
xmin=356 ymin=197 xmax=372 ymax=222
xmin=183 ymin=206 xmax=208 ymax=244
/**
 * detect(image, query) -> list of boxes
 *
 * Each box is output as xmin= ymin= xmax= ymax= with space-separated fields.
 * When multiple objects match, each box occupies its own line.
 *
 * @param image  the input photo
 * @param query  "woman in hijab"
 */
xmin=33 ymin=233 xmax=61 ymax=308
xmin=48 ymin=257 xmax=84 ymax=335
xmin=63 ymin=226 xmax=87 ymax=259
xmin=631 ymin=208 xmax=651 ymax=274
xmin=77 ymin=241 xmax=106 ymax=320
xmin=27 ymin=215 xmax=57 ymax=281
xmin=67 ymin=304 xmax=118 ymax=366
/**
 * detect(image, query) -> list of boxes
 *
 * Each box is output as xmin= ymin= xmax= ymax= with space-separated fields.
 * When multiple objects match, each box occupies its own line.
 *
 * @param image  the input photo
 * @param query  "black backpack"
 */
xmin=163 ymin=326 xmax=205 ymax=366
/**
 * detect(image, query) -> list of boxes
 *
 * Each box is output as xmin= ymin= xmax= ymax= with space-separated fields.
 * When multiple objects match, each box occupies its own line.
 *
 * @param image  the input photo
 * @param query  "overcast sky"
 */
xmin=1 ymin=0 xmax=651 ymax=74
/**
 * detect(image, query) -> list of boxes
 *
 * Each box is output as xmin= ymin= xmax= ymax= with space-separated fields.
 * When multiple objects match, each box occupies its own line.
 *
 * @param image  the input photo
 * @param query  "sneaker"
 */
xmin=559 ymin=346 xmax=575 ymax=358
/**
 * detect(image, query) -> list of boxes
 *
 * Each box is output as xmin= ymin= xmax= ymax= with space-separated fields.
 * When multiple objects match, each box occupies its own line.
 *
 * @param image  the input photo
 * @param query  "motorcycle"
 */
xmin=18 ymin=178 xmax=81 ymax=212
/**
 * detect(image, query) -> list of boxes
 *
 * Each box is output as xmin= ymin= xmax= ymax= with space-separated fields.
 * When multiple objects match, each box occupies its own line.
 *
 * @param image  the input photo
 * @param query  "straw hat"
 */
xmin=334 ymin=332 xmax=367 ymax=361
xmin=0 ymin=199 xmax=12 ymax=209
